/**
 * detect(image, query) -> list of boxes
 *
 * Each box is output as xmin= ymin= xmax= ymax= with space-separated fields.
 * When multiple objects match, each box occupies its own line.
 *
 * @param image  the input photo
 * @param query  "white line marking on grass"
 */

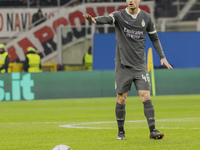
xmin=0 ymin=122 xmax=66 ymax=125
xmin=1 ymin=118 xmax=200 ymax=130
xmin=60 ymin=118 xmax=200 ymax=129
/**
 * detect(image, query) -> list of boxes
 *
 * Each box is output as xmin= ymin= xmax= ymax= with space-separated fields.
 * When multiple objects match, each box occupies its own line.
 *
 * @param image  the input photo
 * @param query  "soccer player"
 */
xmin=83 ymin=0 xmax=173 ymax=140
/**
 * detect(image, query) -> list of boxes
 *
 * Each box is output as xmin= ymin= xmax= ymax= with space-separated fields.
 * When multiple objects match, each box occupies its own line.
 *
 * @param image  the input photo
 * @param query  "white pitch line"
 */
xmin=60 ymin=118 xmax=200 ymax=129
xmin=1 ymin=118 xmax=200 ymax=130
xmin=0 ymin=122 xmax=66 ymax=125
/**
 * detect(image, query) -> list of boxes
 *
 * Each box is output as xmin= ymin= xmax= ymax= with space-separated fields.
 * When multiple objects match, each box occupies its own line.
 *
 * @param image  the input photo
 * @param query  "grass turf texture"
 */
xmin=0 ymin=95 xmax=200 ymax=150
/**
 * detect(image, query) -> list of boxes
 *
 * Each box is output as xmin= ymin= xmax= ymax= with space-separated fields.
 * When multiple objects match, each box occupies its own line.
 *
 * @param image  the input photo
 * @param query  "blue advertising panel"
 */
xmin=93 ymin=32 xmax=200 ymax=70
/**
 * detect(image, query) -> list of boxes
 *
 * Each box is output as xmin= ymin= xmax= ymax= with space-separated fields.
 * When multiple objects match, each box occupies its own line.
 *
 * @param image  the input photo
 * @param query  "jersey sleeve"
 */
xmin=146 ymin=15 xmax=156 ymax=34
xmin=108 ymin=11 xmax=116 ymax=24
xmin=94 ymin=11 xmax=117 ymax=25
xmin=147 ymin=15 xmax=165 ymax=59
xmin=94 ymin=16 xmax=114 ymax=25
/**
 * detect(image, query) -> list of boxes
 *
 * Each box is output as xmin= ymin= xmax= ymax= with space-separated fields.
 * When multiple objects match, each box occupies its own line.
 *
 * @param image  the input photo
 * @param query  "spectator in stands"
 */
xmin=45 ymin=0 xmax=57 ymax=6
xmin=32 ymin=8 xmax=46 ymax=26
xmin=0 ymin=44 xmax=10 ymax=73
xmin=31 ymin=0 xmax=41 ymax=7
xmin=88 ymin=0 xmax=101 ymax=2
xmin=19 ymin=0 xmax=28 ymax=6
xmin=88 ymin=0 xmax=111 ymax=2
xmin=24 ymin=47 xmax=42 ymax=72
xmin=70 ymin=0 xmax=79 ymax=6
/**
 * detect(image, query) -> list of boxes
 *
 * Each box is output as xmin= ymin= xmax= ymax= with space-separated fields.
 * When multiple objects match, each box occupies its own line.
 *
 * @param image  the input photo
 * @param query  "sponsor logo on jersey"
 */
xmin=124 ymin=27 xmax=144 ymax=39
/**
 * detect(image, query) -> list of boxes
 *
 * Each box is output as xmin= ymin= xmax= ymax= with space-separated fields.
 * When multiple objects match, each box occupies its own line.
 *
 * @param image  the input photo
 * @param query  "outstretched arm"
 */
xmin=83 ymin=14 xmax=96 ymax=23
xmin=83 ymin=14 xmax=114 ymax=24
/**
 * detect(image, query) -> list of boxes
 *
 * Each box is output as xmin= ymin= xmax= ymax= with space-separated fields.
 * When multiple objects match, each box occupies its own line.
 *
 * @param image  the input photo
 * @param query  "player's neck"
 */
xmin=128 ymin=7 xmax=139 ymax=15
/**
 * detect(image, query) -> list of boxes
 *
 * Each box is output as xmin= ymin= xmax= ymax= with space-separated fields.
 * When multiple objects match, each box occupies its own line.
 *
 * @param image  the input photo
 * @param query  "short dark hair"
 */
xmin=38 ymin=9 xmax=42 ymax=13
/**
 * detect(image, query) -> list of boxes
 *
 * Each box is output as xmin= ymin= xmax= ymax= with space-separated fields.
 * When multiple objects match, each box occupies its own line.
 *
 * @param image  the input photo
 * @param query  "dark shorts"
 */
xmin=115 ymin=61 xmax=151 ymax=94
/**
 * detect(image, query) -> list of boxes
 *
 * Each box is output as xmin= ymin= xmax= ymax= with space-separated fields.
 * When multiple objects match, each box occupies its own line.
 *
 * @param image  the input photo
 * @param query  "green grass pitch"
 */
xmin=0 ymin=95 xmax=200 ymax=150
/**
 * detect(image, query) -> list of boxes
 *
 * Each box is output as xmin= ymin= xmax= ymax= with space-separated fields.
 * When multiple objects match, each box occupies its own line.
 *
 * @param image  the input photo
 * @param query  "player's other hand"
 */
xmin=161 ymin=58 xmax=173 ymax=70
xmin=83 ymin=14 xmax=96 ymax=23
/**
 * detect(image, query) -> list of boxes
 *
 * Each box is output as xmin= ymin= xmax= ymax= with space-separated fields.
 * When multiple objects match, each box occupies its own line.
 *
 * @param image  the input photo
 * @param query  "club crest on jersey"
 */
xmin=141 ymin=19 xmax=145 ymax=27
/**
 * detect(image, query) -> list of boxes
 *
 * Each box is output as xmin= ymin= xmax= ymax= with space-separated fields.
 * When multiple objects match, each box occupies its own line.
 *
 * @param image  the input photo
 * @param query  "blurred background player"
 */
xmin=0 ymin=44 xmax=10 ymax=73
xmin=24 ymin=47 xmax=42 ymax=72
xmin=84 ymin=0 xmax=173 ymax=140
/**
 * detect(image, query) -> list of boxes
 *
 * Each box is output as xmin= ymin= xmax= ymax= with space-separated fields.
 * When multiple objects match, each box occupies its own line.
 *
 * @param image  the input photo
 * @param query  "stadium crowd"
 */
xmin=0 ymin=0 xmax=188 ymax=19
xmin=0 ymin=0 xmax=153 ymax=7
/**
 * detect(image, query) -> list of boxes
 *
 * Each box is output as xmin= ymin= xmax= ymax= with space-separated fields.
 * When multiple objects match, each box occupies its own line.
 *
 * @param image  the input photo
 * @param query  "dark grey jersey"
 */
xmin=94 ymin=8 xmax=165 ymax=70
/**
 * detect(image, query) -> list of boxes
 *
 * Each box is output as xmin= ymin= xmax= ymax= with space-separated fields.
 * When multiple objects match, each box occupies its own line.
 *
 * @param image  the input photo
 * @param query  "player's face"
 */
xmin=126 ymin=0 xmax=141 ymax=11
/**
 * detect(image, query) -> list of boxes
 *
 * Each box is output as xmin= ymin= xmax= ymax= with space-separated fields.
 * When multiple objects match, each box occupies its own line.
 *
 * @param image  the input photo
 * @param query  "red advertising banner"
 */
xmin=4 ymin=2 xmax=154 ymax=63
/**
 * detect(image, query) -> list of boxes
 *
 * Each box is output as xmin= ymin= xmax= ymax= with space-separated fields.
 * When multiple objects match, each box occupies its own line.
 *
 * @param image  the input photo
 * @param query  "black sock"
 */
xmin=115 ymin=102 xmax=126 ymax=133
xmin=150 ymin=125 xmax=155 ymax=132
xmin=143 ymin=100 xmax=155 ymax=133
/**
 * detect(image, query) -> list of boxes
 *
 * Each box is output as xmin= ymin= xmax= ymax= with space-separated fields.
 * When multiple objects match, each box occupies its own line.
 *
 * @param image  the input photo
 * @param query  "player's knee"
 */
xmin=139 ymin=91 xmax=151 ymax=101
xmin=117 ymin=93 xmax=127 ymax=104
